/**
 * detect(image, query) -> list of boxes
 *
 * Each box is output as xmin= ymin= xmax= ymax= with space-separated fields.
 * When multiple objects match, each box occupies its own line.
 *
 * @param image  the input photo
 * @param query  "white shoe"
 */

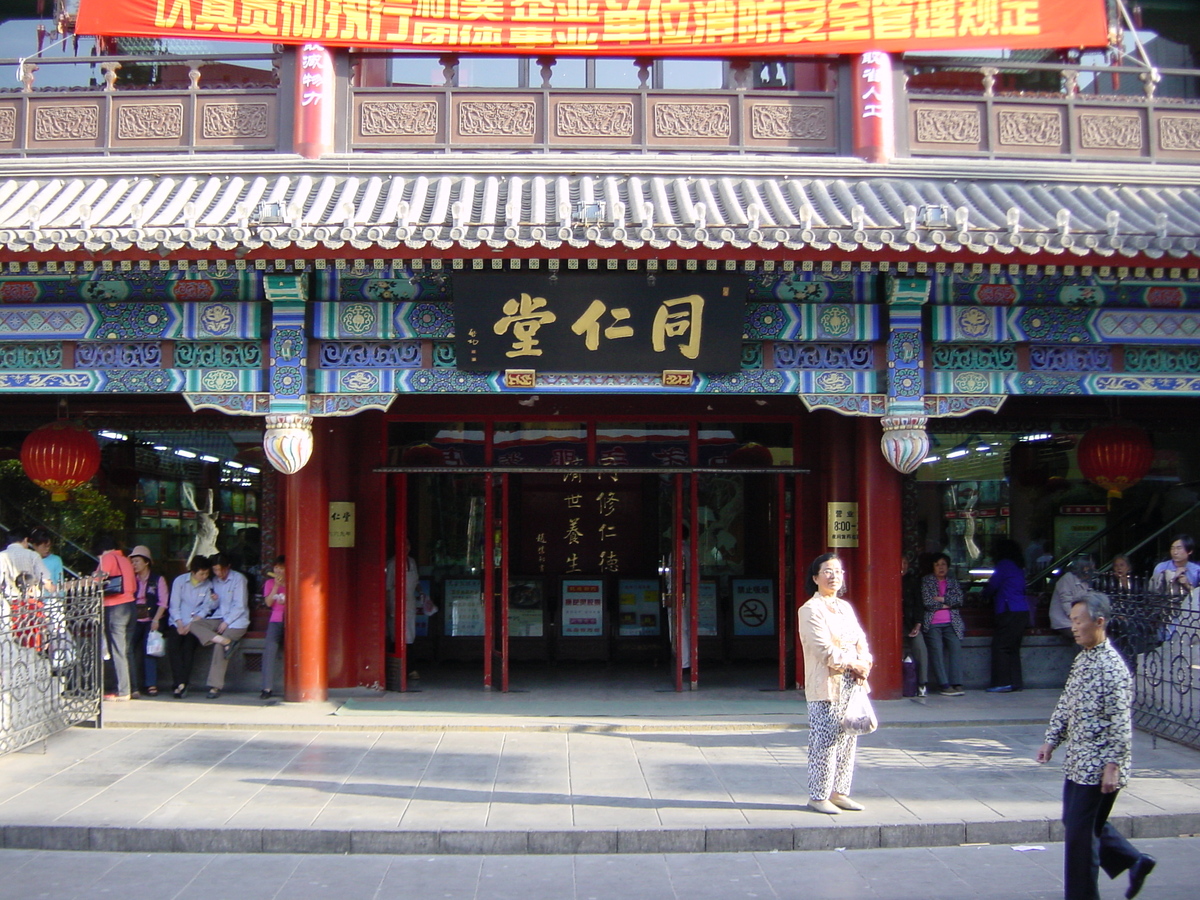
xmin=917 ymin=685 xmax=927 ymax=697
xmin=808 ymin=798 xmax=840 ymax=814
xmin=830 ymin=793 xmax=864 ymax=811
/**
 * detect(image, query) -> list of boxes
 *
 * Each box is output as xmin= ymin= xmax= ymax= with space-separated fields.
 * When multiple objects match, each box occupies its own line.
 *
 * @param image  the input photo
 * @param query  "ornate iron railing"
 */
xmin=1 ymin=577 xmax=103 ymax=756
xmin=1109 ymin=589 xmax=1200 ymax=750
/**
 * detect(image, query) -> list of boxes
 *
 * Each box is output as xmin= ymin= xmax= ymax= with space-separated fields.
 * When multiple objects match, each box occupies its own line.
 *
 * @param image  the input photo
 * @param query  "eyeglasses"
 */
xmin=819 ymin=568 xmax=842 ymax=576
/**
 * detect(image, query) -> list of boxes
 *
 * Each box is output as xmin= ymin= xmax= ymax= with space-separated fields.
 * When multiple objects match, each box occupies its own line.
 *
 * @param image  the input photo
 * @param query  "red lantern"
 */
xmin=1076 ymin=425 xmax=1154 ymax=500
xmin=20 ymin=420 xmax=101 ymax=501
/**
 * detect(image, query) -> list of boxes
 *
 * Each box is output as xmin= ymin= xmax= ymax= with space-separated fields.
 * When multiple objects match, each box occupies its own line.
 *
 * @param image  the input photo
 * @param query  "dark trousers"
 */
xmin=167 ymin=625 xmax=200 ymax=689
xmin=990 ymin=610 xmax=1027 ymax=690
xmin=1062 ymin=779 xmax=1140 ymax=900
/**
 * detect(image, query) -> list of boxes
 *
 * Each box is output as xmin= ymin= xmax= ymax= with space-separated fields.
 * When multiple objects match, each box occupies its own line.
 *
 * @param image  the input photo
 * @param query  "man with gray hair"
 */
xmin=1049 ymin=555 xmax=1095 ymax=644
xmin=1036 ymin=591 xmax=1155 ymax=900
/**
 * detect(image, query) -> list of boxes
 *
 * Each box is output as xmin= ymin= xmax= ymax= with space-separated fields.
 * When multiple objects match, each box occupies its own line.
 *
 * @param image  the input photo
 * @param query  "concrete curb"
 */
xmin=6 ymin=813 xmax=1199 ymax=856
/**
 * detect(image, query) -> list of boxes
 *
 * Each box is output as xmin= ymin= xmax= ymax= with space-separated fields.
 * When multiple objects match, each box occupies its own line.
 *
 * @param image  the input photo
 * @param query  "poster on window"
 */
xmin=732 ymin=579 xmax=775 ymax=636
xmin=444 ymin=578 xmax=483 ymax=637
xmin=618 ymin=578 xmax=660 ymax=637
xmin=508 ymin=579 xmax=544 ymax=637
xmin=561 ymin=579 xmax=604 ymax=637
xmin=698 ymin=580 xmax=719 ymax=637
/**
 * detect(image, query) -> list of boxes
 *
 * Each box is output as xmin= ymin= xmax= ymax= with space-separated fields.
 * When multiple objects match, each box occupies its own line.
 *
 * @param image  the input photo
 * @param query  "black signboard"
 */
xmin=453 ymin=271 xmax=746 ymax=372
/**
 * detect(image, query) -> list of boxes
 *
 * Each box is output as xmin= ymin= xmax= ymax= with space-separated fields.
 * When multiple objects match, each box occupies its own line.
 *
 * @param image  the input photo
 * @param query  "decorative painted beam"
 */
xmin=264 ymin=274 xmax=313 ymax=474
xmin=881 ymin=276 xmax=930 ymax=474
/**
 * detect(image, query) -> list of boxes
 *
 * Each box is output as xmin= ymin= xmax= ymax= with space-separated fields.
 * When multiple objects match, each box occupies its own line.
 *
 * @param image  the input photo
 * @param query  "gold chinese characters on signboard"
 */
xmin=329 ymin=501 xmax=355 ymax=548
xmin=827 ymin=501 xmax=859 ymax=548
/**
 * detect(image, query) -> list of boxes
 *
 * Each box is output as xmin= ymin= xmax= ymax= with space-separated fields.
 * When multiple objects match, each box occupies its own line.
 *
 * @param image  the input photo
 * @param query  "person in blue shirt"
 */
xmin=981 ymin=538 xmax=1030 ymax=693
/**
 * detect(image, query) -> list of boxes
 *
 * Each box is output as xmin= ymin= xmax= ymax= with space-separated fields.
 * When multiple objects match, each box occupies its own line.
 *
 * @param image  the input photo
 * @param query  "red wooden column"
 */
xmin=294 ymin=43 xmax=336 ymax=159
xmin=285 ymin=427 xmax=329 ymax=701
xmin=852 ymin=51 xmax=895 ymax=164
xmin=856 ymin=417 xmax=903 ymax=699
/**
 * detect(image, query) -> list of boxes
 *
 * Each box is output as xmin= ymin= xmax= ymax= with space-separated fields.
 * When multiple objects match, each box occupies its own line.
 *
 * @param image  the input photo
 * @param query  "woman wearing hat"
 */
xmin=129 ymin=545 xmax=170 ymax=696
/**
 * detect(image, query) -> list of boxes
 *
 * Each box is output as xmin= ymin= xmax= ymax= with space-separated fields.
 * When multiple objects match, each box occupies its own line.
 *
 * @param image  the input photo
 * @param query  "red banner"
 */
xmin=76 ymin=0 xmax=1110 ymax=56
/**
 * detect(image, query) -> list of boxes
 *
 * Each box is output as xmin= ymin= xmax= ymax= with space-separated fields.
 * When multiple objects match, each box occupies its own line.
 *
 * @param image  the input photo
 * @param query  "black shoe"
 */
xmin=173 ymin=684 xmax=188 ymax=699
xmin=1126 ymin=854 xmax=1155 ymax=899
xmin=206 ymin=687 xmax=221 ymax=699
xmin=260 ymin=690 xmax=272 ymax=700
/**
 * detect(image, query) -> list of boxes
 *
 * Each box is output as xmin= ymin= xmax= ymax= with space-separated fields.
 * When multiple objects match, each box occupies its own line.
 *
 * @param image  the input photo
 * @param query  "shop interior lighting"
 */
xmin=98 ymin=430 xmax=129 ymax=440
xmin=225 ymin=461 xmax=244 ymax=469
xmin=921 ymin=455 xmax=940 ymax=464
xmin=244 ymin=466 xmax=261 ymax=474
xmin=946 ymin=447 xmax=969 ymax=459
xmin=1020 ymin=432 xmax=1053 ymax=442
xmin=152 ymin=444 xmax=169 ymax=451
xmin=174 ymin=449 xmax=198 ymax=459
xmin=199 ymin=455 xmax=220 ymax=463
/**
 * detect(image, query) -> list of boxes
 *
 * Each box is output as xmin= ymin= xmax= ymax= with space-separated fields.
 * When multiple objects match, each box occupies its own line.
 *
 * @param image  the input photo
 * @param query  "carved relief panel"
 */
xmin=0 ymin=105 xmax=16 ymax=144
xmin=994 ymin=106 xmax=1064 ymax=152
xmin=114 ymin=102 xmax=185 ymax=141
xmin=1078 ymin=111 xmax=1144 ymax=155
xmin=30 ymin=101 xmax=101 ymax=145
xmin=912 ymin=105 xmax=982 ymax=145
xmin=453 ymin=96 xmax=538 ymax=144
xmin=195 ymin=95 xmax=276 ymax=147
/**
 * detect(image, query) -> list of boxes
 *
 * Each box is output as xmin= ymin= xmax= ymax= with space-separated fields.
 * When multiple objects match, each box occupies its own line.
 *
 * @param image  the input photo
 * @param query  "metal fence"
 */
xmin=1109 ymin=590 xmax=1200 ymax=750
xmin=1 ymin=578 xmax=103 ymax=756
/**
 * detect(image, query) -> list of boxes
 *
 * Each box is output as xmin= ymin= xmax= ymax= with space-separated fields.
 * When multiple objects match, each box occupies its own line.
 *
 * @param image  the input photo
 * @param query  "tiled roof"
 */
xmin=1 ymin=154 xmax=1198 ymax=258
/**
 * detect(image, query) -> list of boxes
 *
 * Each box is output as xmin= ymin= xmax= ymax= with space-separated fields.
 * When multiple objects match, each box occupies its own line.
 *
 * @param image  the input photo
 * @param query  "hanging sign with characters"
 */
xmin=454 ymin=272 xmax=744 ymax=373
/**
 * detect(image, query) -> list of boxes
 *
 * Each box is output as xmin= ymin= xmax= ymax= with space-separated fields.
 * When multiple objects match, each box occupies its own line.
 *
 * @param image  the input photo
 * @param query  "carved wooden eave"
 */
xmin=0 ymin=154 xmax=1198 ymax=260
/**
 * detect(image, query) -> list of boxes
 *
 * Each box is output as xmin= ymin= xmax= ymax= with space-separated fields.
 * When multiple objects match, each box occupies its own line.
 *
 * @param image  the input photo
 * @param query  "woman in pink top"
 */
xmin=922 ymin=552 xmax=966 ymax=696
xmin=260 ymin=555 xmax=285 ymax=700
xmin=94 ymin=534 xmax=137 ymax=701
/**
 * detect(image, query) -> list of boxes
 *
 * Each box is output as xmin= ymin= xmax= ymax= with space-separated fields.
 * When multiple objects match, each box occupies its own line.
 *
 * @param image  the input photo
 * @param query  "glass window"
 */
xmin=912 ymin=427 xmax=1200 ymax=592
xmin=391 ymin=55 xmax=445 ymax=87
xmin=456 ymin=56 xmax=526 ymax=88
xmin=659 ymin=58 xmax=724 ymax=90
xmin=494 ymin=421 xmax=586 ymax=467
xmin=595 ymin=57 xmax=641 ymax=88
xmin=549 ymin=57 xmax=587 ymax=88
xmin=596 ymin=423 xmax=688 ymax=467
xmin=388 ymin=422 xmax=486 ymax=466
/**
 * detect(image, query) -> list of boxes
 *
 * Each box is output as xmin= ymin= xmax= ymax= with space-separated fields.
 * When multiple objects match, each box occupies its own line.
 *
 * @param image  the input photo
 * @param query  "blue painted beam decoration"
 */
xmin=0 ymin=302 xmax=261 ymax=341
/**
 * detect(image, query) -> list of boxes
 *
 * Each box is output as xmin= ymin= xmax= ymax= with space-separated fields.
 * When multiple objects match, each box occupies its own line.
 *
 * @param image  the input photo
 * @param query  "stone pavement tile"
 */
xmin=396 ymin=732 xmax=504 ymax=830
xmin=661 ymin=849 xmax=777 ymax=900
xmin=753 ymin=844 xmax=874 ymax=898
xmin=272 ymin=852 xmax=391 ymax=900
xmin=566 ymin=733 xmax=660 ymax=829
xmin=0 ymin=848 xmax=123 ymax=900
xmin=572 ymin=852 xmax=674 ymax=896
xmin=307 ymin=732 xmax=444 ymax=828
xmin=171 ymin=853 xmax=302 ymax=900
xmin=133 ymin=732 xmax=311 ymax=828
xmin=487 ymin=732 xmax=573 ymax=829
xmin=476 ymin=855 xmax=577 ymax=900
xmin=842 ymin=846 xmax=984 ymax=899
xmin=376 ymin=854 xmax=483 ymax=899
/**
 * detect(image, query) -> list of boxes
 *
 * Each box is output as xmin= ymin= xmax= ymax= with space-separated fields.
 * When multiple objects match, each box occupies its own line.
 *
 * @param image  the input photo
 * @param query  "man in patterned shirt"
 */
xmin=1036 ymin=592 xmax=1156 ymax=900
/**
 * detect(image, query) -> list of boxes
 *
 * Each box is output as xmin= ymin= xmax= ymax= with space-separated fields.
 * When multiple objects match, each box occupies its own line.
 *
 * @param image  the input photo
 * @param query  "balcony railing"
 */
xmin=901 ymin=56 xmax=1200 ymax=163
xmin=4 ymin=48 xmax=1200 ymax=165
xmin=0 ymin=51 xmax=283 ymax=156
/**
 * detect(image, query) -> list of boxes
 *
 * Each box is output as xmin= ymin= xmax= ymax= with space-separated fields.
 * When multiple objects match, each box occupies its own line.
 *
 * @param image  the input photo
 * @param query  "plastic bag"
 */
xmin=841 ymin=684 xmax=878 ymax=735
xmin=146 ymin=629 xmax=166 ymax=657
